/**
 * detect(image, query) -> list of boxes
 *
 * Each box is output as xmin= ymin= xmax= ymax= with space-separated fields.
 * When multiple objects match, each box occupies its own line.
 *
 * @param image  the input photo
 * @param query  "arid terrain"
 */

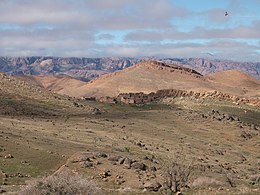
xmin=0 ymin=61 xmax=259 ymax=194
xmin=14 ymin=61 xmax=260 ymax=99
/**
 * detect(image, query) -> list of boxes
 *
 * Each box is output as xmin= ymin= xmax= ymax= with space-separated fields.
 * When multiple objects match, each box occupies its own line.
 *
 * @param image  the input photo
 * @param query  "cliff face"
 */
xmin=0 ymin=57 xmax=259 ymax=80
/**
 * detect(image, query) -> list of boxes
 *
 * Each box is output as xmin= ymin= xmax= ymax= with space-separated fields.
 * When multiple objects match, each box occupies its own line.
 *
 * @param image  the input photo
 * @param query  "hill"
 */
xmin=0 ymin=72 xmax=94 ymax=116
xmin=206 ymin=70 xmax=260 ymax=87
xmin=206 ymin=70 xmax=260 ymax=97
xmin=74 ymin=61 xmax=260 ymax=98
xmin=15 ymin=75 xmax=87 ymax=97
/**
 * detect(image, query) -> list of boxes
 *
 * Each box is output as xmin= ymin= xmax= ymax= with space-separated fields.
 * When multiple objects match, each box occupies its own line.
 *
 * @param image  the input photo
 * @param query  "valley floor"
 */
xmin=0 ymin=98 xmax=259 ymax=194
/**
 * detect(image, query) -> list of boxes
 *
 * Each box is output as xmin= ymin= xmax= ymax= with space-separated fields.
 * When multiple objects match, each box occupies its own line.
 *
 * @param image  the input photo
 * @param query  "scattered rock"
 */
xmin=81 ymin=160 xmax=93 ymax=168
xmin=115 ymin=179 xmax=125 ymax=185
xmin=148 ymin=166 xmax=157 ymax=172
xmin=249 ymin=174 xmax=260 ymax=185
xmin=136 ymin=141 xmax=145 ymax=147
xmin=240 ymin=131 xmax=252 ymax=139
xmin=4 ymin=154 xmax=13 ymax=159
xmin=0 ymin=171 xmax=8 ymax=178
xmin=0 ymin=188 xmax=6 ymax=193
xmin=131 ymin=162 xmax=146 ymax=171
xmin=100 ymin=170 xmax=111 ymax=179
xmin=95 ymin=152 xmax=108 ymax=158
xmin=118 ymin=157 xmax=126 ymax=164
xmin=108 ymin=155 xmax=122 ymax=162
xmin=93 ymin=108 xmax=101 ymax=115
xmin=250 ymin=124 xmax=257 ymax=131
xmin=115 ymin=175 xmax=125 ymax=185
xmin=143 ymin=181 xmax=162 ymax=192
xmin=123 ymin=158 xmax=133 ymax=169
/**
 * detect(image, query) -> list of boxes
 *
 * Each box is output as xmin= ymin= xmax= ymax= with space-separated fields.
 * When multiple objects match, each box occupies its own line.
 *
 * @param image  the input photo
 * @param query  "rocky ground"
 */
xmin=0 ymin=70 xmax=259 ymax=194
xmin=0 ymin=96 xmax=259 ymax=194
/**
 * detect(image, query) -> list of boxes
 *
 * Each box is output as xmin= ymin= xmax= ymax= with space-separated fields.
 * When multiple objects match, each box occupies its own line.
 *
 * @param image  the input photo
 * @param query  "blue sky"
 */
xmin=0 ymin=0 xmax=259 ymax=61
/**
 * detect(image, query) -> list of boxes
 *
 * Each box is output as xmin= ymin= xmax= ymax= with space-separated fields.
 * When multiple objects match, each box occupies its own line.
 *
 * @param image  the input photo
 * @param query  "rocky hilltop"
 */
xmin=0 ymin=57 xmax=259 ymax=80
xmin=77 ymin=61 xmax=210 ymax=97
xmin=73 ymin=61 xmax=260 ymax=98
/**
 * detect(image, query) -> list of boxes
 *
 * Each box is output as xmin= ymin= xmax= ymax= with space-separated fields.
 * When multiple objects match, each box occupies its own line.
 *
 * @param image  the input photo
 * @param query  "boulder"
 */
xmin=108 ymin=155 xmax=122 ymax=162
xmin=131 ymin=162 xmax=146 ymax=171
xmin=144 ymin=181 xmax=162 ymax=192
xmin=118 ymin=157 xmax=125 ymax=164
xmin=95 ymin=152 xmax=108 ymax=158
xmin=123 ymin=158 xmax=133 ymax=169
xmin=80 ymin=160 xmax=93 ymax=168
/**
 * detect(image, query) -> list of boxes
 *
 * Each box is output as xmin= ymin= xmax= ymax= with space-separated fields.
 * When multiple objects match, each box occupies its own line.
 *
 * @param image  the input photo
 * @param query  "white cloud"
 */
xmin=0 ymin=0 xmax=259 ymax=61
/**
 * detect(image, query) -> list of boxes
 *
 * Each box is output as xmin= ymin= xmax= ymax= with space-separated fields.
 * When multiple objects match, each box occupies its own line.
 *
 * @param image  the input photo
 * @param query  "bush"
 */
xmin=161 ymin=154 xmax=193 ymax=195
xmin=20 ymin=171 xmax=100 ymax=195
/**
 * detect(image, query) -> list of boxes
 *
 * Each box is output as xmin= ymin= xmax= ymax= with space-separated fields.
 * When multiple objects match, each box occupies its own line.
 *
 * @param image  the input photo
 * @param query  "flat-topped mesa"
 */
xmin=138 ymin=60 xmax=203 ymax=77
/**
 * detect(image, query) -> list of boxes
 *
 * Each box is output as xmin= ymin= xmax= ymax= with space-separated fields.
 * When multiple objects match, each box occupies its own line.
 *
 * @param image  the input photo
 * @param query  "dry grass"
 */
xmin=0 ymin=97 xmax=259 ymax=194
xmin=19 ymin=171 xmax=100 ymax=195
xmin=191 ymin=176 xmax=223 ymax=188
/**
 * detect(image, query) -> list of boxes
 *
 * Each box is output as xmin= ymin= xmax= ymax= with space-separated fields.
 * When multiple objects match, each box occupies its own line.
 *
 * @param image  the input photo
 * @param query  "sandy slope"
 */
xmin=206 ymin=70 xmax=260 ymax=97
xmin=15 ymin=75 xmax=87 ymax=97
xmin=75 ymin=61 xmax=260 ymax=98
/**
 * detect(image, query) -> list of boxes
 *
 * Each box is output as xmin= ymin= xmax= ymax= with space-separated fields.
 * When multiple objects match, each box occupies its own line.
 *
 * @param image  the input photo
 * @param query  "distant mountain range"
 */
xmin=0 ymin=56 xmax=259 ymax=80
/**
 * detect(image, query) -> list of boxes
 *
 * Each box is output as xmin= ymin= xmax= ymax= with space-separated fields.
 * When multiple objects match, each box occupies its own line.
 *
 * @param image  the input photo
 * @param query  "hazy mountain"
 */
xmin=0 ymin=57 xmax=141 ymax=81
xmin=162 ymin=58 xmax=260 ymax=80
xmin=0 ymin=57 xmax=259 ymax=80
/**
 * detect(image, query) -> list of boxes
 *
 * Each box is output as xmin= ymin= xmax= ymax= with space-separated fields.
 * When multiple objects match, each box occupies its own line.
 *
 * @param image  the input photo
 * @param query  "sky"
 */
xmin=0 ymin=0 xmax=260 ymax=61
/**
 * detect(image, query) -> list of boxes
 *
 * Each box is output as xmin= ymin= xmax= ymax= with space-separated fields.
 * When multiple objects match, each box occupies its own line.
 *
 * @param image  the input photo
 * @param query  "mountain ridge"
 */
xmin=0 ymin=56 xmax=259 ymax=80
xmin=58 ymin=61 xmax=259 ymax=98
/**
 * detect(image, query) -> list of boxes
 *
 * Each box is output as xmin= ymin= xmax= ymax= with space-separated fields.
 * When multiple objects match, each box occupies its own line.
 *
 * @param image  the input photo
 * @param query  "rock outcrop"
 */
xmin=137 ymin=61 xmax=203 ymax=78
xmin=98 ymin=89 xmax=260 ymax=107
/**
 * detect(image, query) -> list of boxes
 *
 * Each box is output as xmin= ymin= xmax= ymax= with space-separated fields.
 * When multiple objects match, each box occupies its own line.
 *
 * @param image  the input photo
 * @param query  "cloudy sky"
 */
xmin=0 ymin=0 xmax=259 ymax=61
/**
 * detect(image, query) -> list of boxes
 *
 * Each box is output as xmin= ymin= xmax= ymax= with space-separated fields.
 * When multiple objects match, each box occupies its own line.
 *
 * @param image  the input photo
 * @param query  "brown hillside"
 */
xmin=77 ymin=61 xmax=211 ymax=98
xmin=206 ymin=70 xmax=260 ymax=87
xmin=76 ymin=61 xmax=260 ymax=98
xmin=15 ymin=75 xmax=45 ymax=88
xmin=206 ymin=70 xmax=260 ymax=97
xmin=14 ymin=61 xmax=260 ymax=99
xmin=16 ymin=75 xmax=87 ymax=97
xmin=0 ymin=72 xmax=93 ymax=116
